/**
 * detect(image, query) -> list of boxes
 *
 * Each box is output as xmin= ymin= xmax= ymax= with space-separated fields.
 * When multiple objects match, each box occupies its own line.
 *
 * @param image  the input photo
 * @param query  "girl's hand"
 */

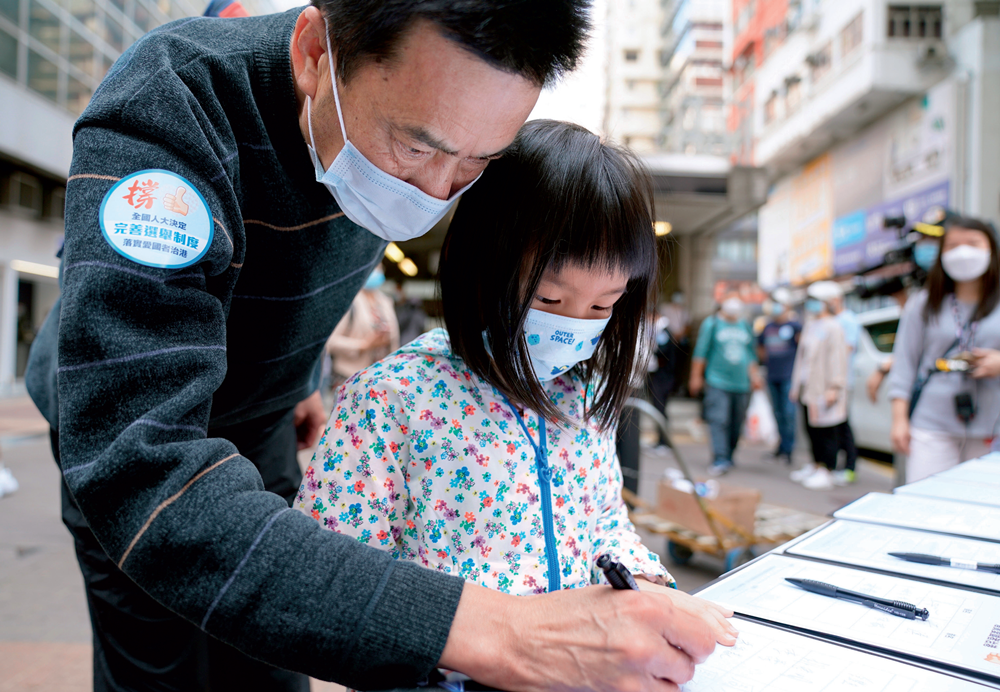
xmin=866 ymin=369 xmax=886 ymax=403
xmin=789 ymin=388 xmax=798 ymax=403
xmin=891 ymin=417 xmax=910 ymax=455
xmin=689 ymin=374 xmax=704 ymax=397
xmin=634 ymin=579 xmax=738 ymax=648
xmin=824 ymin=388 xmax=838 ymax=407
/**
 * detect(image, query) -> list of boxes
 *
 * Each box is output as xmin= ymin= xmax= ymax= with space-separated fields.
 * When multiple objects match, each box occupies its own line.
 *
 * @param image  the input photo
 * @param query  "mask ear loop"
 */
xmin=323 ymin=20 xmax=349 ymax=144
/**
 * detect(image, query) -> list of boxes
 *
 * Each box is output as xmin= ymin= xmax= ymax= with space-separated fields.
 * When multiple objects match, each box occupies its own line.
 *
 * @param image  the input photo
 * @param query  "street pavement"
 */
xmin=0 ymin=395 xmax=893 ymax=690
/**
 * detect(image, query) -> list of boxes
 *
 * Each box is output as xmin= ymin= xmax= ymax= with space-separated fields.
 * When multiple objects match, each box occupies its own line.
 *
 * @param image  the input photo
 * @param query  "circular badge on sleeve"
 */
xmin=99 ymin=169 xmax=214 ymax=269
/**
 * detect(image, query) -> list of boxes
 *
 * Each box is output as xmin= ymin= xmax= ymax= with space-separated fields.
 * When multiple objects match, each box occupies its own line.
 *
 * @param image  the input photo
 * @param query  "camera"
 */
xmin=853 ymin=207 xmax=950 ymax=300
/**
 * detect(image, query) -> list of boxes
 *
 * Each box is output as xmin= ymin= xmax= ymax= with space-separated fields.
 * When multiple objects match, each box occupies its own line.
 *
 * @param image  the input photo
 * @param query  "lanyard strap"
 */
xmin=950 ymin=295 xmax=979 ymax=353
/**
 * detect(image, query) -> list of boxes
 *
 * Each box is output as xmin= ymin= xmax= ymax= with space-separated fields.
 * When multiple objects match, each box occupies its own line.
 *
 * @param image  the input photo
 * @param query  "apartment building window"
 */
xmin=765 ymin=91 xmax=778 ymax=124
xmin=624 ymin=49 xmax=639 ymax=62
xmin=841 ymin=12 xmax=864 ymax=57
xmin=716 ymin=239 xmax=757 ymax=263
xmin=807 ymin=42 xmax=832 ymax=82
xmin=785 ymin=75 xmax=802 ymax=112
xmin=0 ymin=26 xmax=16 ymax=78
xmin=48 ymin=185 xmax=65 ymax=219
xmin=7 ymin=173 xmax=44 ymax=214
xmin=0 ymin=0 xmax=271 ymax=115
xmin=887 ymin=5 xmax=943 ymax=38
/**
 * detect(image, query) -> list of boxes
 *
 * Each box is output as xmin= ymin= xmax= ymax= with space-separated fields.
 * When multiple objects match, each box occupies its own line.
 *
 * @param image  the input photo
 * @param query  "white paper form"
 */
xmin=833 ymin=493 xmax=1000 ymax=542
xmin=935 ymin=466 xmax=1000 ymax=487
xmin=682 ymin=618 xmax=993 ymax=692
xmin=896 ymin=478 xmax=1000 ymax=508
xmin=696 ymin=554 xmax=1000 ymax=681
xmin=785 ymin=520 xmax=1000 ymax=593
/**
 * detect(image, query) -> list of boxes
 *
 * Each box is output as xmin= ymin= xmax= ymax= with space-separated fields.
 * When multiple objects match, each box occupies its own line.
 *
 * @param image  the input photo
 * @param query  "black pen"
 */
xmin=889 ymin=552 xmax=1000 ymax=574
xmin=597 ymin=554 xmax=639 ymax=591
xmin=785 ymin=578 xmax=929 ymax=620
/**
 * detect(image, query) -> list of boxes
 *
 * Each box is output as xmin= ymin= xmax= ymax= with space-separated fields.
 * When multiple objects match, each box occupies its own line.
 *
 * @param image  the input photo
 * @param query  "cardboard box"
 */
xmin=656 ymin=480 xmax=760 ymax=537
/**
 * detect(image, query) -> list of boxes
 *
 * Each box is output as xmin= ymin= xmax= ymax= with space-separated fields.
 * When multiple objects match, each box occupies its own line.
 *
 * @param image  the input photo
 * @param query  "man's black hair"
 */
xmin=314 ymin=0 xmax=591 ymax=86
xmin=440 ymin=120 xmax=658 ymax=432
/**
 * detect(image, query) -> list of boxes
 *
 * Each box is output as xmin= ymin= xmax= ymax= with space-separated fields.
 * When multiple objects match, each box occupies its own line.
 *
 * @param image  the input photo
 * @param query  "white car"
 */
xmin=848 ymin=305 xmax=900 ymax=455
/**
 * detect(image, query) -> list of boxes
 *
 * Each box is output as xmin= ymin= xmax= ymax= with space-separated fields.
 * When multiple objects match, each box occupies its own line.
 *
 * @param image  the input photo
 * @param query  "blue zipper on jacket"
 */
xmin=503 ymin=396 xmax=561 ymax=592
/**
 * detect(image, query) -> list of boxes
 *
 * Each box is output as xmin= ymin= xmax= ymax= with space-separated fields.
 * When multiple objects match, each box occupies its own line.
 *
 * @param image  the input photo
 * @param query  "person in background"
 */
xmin=689 ymin=294 xmax=763 ymax=476
xmin=662 ymin=291 xmax=691 ymax=395
xmin=866 ymin=233 xmax=941 ymax=402
xmin=395 ymin=282 xmax=428 ymax=347
xmin=789 ymin=282 xmax=849 ymax=491
xmin=887 ymin=216 xmax=1000 ymax=482
xmin=757 ymin=287 xmax=801 ymax=465
xmin=646 ymin=306 xmax=675 ymax=449
xmin=821 ymin=283 xmax=860 ymax=485
xmin=326 ymin=264 xmax=400 ymax=393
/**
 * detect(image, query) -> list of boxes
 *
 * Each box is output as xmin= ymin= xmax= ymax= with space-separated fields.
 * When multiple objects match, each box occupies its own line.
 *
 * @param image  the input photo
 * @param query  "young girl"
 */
xmin=294 ymin=121 xmax=731 ymax=615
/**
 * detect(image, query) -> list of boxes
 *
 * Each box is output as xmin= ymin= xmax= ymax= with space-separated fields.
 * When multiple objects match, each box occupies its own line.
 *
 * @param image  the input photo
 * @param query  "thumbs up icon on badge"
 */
xmin=163 ymin=186 xmax=189 ymax=216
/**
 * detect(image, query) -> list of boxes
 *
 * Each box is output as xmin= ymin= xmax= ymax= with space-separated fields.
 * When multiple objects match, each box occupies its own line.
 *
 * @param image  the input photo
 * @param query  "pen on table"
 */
xmin=785 ymin=578 xmax=930 ymax=620
xmin=888 ymin=552 xmax=1000 ymax=574
xmin=597 ymin=554 xmax=639 ymax=591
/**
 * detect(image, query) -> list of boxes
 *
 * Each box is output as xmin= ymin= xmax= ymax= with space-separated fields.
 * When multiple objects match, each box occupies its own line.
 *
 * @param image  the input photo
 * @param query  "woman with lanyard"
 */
xmin=887 ymin=216 xmax=1000 ymax=482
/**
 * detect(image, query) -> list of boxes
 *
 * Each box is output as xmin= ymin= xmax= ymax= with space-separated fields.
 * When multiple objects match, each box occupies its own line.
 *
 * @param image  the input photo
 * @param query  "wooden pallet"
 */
xmin=626 ymin=492 xmax=827 ymax=553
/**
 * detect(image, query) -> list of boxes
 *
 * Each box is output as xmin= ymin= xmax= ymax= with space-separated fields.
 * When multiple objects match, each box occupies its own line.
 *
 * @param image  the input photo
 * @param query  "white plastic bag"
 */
xmin=744 ymin=390 xmax=779 ymax=445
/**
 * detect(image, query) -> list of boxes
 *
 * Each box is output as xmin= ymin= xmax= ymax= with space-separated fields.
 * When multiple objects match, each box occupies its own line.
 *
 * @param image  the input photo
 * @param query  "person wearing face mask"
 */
xmin=887 ymin=217 xmax=1000 ymax=482
xmin=18 ymin=4 xmax=699 ymax=692
xmin=757 ymin=288 xmax=802 ymax=464
xmin=789 ymin=282 xmax=849 ymax=491
xmin=295 ymin=122 xmax=738 ymax=678
xmin=690 ymin=293 xmax=764 ymax=476
xmin=325 ymin=264 xmax=400 ymax=394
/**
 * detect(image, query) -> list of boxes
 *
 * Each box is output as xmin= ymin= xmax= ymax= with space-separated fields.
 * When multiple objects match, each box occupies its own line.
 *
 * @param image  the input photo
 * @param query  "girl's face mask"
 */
xmin=521 ymin=309 xmax=610 ymax=381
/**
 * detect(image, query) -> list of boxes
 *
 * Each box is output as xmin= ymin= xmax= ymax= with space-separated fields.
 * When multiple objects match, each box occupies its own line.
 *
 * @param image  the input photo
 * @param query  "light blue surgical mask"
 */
xmin=522 ymin=309 xmax=610 ymax=381
xmin=364 ymin=267 xmax=385 ymax=290
xmin=770 ymin=302 xmax=784 ymax=316
xmin=305 ymin=25 xmax=480 ymax=242
xmin=805 ymin=299 xmax=823 ymax=314
xmin=914 ymin=243 xmax=939 ymax=270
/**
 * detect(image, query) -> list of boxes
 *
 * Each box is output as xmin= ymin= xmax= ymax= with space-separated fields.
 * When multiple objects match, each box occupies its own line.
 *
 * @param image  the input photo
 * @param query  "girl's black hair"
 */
xmin=923 ymin=216 xmax=1000 ymax=322
xmin=440 ymin=119 xmax=658 ymax=432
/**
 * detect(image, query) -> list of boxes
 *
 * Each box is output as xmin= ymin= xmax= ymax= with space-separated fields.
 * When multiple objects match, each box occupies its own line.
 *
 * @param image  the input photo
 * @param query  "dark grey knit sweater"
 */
xmin=25 ymin=9 xmax=464 ymax=687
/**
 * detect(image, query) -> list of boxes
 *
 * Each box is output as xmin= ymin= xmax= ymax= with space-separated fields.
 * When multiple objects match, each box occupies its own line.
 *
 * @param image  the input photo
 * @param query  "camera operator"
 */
xmin=863 ymin=215 xmax=946 ymax=402
xmin=886 ymin=216 xmax=1000 ymax=482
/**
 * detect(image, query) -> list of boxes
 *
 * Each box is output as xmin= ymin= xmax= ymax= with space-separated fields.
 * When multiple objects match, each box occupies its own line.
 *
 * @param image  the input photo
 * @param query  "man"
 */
xmin=757 ymin=288 xmax=801 ymax=464
xmin=689 ymin=294 xmax=763 ymax=475
xmin=26 ymin=2 xmax=731 ymax=691
xmin=823 ymin=282 xmax=861 ymax=485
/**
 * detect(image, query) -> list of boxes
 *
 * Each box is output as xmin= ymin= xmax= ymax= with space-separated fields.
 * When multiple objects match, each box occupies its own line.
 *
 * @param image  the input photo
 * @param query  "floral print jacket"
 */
xmin=294 ymin=329 xmax=671 ymax=595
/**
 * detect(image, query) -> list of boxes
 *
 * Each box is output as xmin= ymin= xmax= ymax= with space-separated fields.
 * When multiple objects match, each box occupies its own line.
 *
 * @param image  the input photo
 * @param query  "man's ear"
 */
xmin=290 ymin=6 xmax=330 ymax=100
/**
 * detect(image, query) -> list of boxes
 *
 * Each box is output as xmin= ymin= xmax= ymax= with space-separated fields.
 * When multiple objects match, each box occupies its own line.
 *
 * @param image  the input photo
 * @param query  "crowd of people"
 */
xmin=648 ymin=213 xmax=1000 ymax=492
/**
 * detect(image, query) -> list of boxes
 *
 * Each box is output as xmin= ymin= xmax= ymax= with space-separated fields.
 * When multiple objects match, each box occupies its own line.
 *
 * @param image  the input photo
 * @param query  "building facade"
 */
xmin=0 ymin=0 xmax=275 ymax=393
xmin=603 ymin=0 xmax=666 ymax=152
xmin=740 ymin=0 xmax=1000 ymax=288
xmin=661 ymin=0 xmax=729 ymax=155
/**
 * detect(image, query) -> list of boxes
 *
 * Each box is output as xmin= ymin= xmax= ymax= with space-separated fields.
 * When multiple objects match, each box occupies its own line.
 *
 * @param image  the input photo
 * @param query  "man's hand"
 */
xmin=750 ymin=372 xmax=763 ymax=392
xmin=293 ymin=390 xmax=326 ymax=451
xmin=439 ymin=582 xmax=735 ymax=692
xmin=970 ymin=348 xmax=1000 ymax=379
xmin=688 ymin=374 xmax=704 ymax=397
